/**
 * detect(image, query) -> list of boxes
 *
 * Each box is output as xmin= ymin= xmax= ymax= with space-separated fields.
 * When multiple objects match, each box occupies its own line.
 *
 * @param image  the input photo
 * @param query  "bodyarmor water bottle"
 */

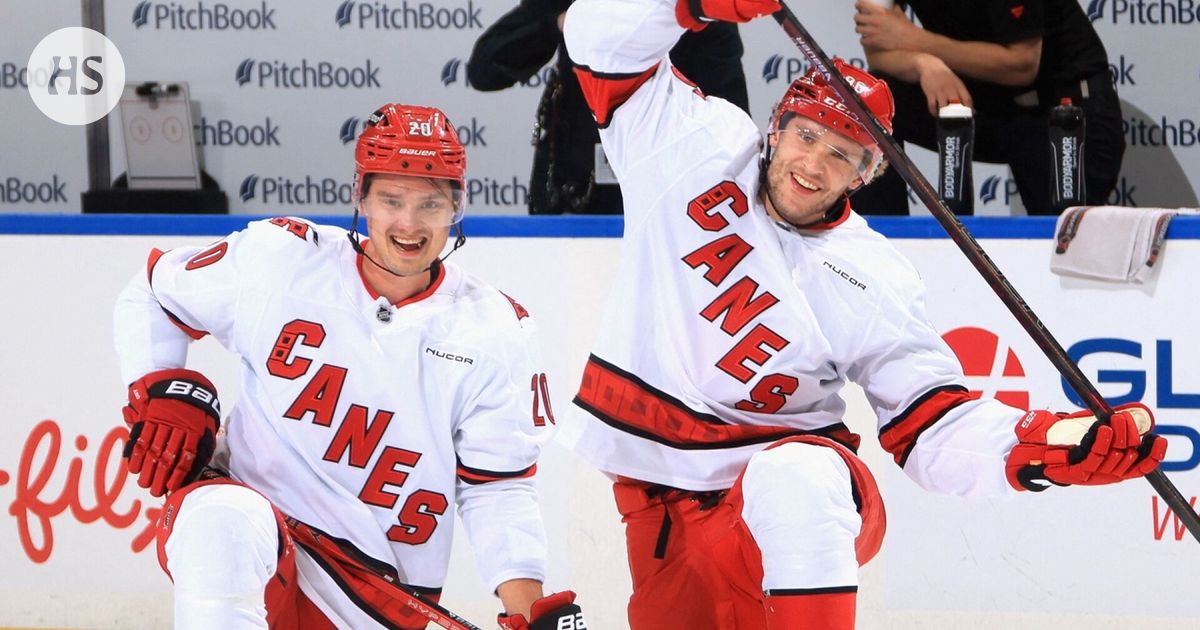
xmin=936 ymin=101 xmax=974 ymax=215
xmin=1049 ymin=97 xmax=1085 ymax=213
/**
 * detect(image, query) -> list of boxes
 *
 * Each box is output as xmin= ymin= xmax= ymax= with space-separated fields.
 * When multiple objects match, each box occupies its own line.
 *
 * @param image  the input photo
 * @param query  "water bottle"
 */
xmin=1049 ymin=98 xmax=1086 ymax=213
xmin=936 ymin=101 xmax=974 ymax=215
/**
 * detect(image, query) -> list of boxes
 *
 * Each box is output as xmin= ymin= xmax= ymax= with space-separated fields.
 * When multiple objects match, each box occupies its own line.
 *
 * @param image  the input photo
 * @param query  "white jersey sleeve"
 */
xmin=844 ymin=245 xmax=1021 ymax=497
xmin=112 ymin=217 xmax=317 ymax=385
xmin=565 ymin=0 xmax=761 ymax=230
xmin=453 ymin=295 xmax=554 ymax=591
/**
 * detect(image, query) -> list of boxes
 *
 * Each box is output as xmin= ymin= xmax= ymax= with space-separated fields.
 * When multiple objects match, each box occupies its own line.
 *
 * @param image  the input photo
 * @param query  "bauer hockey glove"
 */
xmin=675 ymin=0 xmax=782 ymax=31
xmin=1006 ymin=402 xmax=1167 ymax=492
xmin=498 ymin=591 xmax=586 ymax=630
xmin=122 ymin=368 xmax=221 ymax=497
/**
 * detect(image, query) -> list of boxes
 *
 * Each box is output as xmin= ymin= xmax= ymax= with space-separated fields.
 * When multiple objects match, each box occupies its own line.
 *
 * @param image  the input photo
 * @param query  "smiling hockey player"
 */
xmin=560 ymin=1 xmax=1167 ymax=628
xmin=114 ymin=103 xmax=583 ymax=629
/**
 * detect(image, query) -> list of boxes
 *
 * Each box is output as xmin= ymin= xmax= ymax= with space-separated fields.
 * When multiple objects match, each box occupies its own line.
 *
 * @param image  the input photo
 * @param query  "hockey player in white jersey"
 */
xmin=561 ymin=1 xmax=1167 ymax=628
xmin=113 ymin=103 xmax=584 ymax=629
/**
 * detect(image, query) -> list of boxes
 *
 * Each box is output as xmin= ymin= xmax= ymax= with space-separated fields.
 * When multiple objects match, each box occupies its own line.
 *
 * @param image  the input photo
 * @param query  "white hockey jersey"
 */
xmin=562 ymin=0 xmax=1023 ymax=496
xmin=113 ymin=218 xmax=553 ymax=614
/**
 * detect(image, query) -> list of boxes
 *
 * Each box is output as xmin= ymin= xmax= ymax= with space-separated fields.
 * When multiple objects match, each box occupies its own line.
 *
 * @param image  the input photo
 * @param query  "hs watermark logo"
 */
xmin=27 ymin=27 xmax=125 ymax=125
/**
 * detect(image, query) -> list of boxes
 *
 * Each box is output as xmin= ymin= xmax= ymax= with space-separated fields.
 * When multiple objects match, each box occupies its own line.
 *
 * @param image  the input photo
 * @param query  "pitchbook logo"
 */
xmin=239 ymin=174 xmax=354 ymax=205
xmin=239 ymin=175 xmax=259 ymax=201
xmin=236 ymin=58 xmax=381 ymax=89
xmin=980 ymin=175 xmax=1002 ymax=204
xmin=1086 ymin=0 xmax=1200 ymax=24
xmin=339 ymin=116 xmax=363 ymax=144
xmin=1 ymin=175 xmax=69 ymax=204
xmin=761 ymin=54 xmax=867 ymax=83
xmin=439 ymin=58 xmax=549 ymax=89
xmin=334 ymin=0 xmax=484 ymax=30
xmin=196 ymin=116 xmax=280 ymax=146
xmin=441 ymin=58 xmax=462 ymax=86
xmin=132 ymin=1 xmax=277 ymax=30
xmin=941 ymin=327 xmax=1029 ymax=410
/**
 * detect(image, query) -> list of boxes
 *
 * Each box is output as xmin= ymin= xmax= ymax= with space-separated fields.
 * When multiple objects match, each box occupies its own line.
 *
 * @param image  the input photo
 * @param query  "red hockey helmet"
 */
xmin=769 ymin=59 xmax=894 ymax=181
xmin=354 ymin=103 xmax=467 ymax=223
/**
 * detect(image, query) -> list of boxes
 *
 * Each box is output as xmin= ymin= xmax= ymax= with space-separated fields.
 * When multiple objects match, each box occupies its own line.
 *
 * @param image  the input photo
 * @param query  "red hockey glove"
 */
xmin=498 ymin=591 xmax=586 ymax=630
xmin=675 ymin=0 xmax=782 ymax=31
xmin=1006 ymin=402 xmax=1167 ymax=492
xmin=122 ymin=368 xmax=221 ymax=497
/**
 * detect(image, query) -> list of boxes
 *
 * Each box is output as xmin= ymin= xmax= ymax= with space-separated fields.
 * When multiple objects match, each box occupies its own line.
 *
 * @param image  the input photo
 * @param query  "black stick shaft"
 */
xmin=772 ymin=1 xmax=1199 ymax=542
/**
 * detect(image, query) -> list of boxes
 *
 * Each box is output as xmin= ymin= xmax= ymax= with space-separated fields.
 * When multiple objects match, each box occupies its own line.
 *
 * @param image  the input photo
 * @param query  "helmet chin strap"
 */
xmin=348 ymin=205 xmax=467 ymax=279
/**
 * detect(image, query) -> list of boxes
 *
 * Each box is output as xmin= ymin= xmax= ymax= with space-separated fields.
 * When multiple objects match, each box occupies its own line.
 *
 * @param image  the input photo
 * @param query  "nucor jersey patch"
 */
xmin=425 ymin=346 xmax=474 ymax=364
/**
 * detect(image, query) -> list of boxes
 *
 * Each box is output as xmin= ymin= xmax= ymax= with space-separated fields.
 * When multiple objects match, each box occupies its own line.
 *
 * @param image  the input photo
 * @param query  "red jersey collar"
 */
xmin=355 ymin=238 xmax=446 ymax=307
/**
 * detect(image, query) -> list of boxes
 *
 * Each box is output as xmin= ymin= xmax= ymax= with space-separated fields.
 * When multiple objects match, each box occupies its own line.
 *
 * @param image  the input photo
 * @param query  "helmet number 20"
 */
xmin=408 ymin=121 xmax=433 ymax=137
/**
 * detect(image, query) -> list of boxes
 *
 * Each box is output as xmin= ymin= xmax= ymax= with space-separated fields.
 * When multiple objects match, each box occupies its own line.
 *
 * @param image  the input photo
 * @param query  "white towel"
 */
xmin=1049 ymin=206 xmax=1197 ymax=283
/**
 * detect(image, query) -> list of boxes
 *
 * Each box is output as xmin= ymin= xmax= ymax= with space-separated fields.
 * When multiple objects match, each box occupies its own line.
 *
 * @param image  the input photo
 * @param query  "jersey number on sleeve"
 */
xmin=184 ymin=242 xmax=228 ymax=270
xmin=531 ymin=373 xmax=556 ymax=427
xmin=268 ymin=217 xmax=312 ymax=240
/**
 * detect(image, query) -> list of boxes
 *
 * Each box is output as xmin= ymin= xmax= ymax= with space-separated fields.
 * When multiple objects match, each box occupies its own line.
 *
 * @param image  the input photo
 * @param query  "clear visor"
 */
xmin=359 ymin=178 xmax=465 ymax=227
xmin=776 ymin=125 xmax=876 ymax=179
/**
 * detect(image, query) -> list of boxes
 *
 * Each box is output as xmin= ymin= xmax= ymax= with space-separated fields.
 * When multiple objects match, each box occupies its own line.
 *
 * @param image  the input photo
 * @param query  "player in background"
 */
xmin=561 ymin=1 xmax=1166 ymax=628
xmin=113 ymin=103 xmax=584 ymax=630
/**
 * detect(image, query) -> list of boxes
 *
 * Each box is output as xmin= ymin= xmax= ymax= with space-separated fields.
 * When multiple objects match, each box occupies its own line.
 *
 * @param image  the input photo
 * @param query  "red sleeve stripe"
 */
xmin=146 ymin=247 xmax=166 ymax=283
xmin=879 ymin=386 xmax=979 ymax=467
xmin=576 ymin=354 xmax=863 ymax=451
xmin=146 ymin=248 xmax=210 ymax=340
xmin=573 ymin=63 xmax=659 ymax=128
xmin=456 ymin=461 xmax=537 ymax=485
xmin=160 ymin=307 xmax=209 ymax=340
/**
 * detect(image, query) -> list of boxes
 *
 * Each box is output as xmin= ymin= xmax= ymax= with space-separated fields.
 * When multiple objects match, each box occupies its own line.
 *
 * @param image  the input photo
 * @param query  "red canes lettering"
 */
xmin=682 ymin=234 xmax=754 ymax=286
xmin=716 ymin=324 xmax=790 ymax=383
xmin=701 ymin=277 xmax=780 ymax=336
xmin=389 ymin=490 xmax=449 ymax=545
xmin=736 ymin=374 xmax=801 ymax=414
xmin=323 ymin=405 xmax=395 ymax=468
xmin=686 ymin=181 xmax=749 ymax=231
xmin=359 ymin=447 xmax=421 ymax=508
xmin=283 ymin=365 xmax=348 ymax=427
xmin=266 ymin=319 xmax=326 ymax=379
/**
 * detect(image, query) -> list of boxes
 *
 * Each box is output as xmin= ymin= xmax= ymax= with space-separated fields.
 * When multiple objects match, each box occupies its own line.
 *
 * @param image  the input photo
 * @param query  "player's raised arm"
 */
xmin=563 ymin=0 xmax=772 ymax=225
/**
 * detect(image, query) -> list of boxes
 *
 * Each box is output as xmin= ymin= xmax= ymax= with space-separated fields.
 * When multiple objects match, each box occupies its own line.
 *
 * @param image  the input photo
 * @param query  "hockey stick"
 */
xmin=771 ymin=1 xmax=1200 ymax=542
xmin=391 ymin=589 xmax=481 ymax=630
xmin=287 ymin=518 xmax=483 ymax=630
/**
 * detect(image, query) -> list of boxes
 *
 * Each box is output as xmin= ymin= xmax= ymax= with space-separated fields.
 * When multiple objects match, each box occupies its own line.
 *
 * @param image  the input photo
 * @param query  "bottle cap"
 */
xmin=938 ymin=102 xmax=973 ymax=118
xmin=1059 ymin=97 xmax=1073 ymax=106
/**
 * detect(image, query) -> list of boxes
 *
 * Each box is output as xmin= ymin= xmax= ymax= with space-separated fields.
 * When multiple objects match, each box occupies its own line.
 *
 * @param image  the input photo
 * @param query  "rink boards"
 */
xmin=0 ymin=214 xmax=1197 ymax=630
